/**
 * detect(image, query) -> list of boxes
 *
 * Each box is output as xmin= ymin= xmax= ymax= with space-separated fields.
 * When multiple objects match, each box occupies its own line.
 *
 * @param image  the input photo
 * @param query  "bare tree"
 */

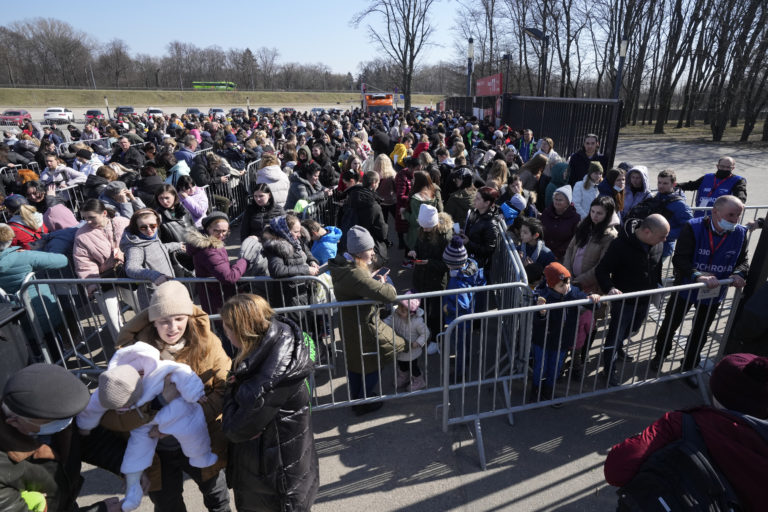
xmin=256 ymin=47 xmax=280 ymax=89
xmin=352 ymin=0 xmax=437 ymax=110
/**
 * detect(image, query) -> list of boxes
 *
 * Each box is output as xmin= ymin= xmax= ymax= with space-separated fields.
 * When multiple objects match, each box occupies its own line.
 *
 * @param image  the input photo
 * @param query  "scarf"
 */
xmin=269 ymin=216 xmax=303 ymax=254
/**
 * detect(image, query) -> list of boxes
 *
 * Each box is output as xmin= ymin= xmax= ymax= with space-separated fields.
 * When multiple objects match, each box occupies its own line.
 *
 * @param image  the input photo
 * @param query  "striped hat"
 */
xmin=443 ymin=235 xmax=468 ymax=267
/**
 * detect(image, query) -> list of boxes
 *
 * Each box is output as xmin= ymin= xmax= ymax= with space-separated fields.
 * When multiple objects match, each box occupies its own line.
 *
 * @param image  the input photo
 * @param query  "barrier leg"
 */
xmin=474 ymin=418 xmax=487 ymax=471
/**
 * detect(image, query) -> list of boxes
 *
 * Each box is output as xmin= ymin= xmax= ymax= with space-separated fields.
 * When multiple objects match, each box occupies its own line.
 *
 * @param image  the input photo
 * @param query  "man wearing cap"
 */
xmin=216 ymin=133 xmax=246 ymax=170
xmin=605 ymin=353 xmax=768 ymax=510
xmin=595 ymin=214 xmax=670 ymax=386
xmin=0 ymin=364 xmax=121 ymax=511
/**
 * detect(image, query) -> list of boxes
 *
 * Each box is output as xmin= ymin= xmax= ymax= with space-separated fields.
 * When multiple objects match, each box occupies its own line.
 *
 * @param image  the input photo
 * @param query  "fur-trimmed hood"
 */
xmin=185 ymin=228 xmax=224 ymax=250
xmin=261 ymin=225 xmax=311 ymax=260
xmin=436 ymin=211 xmax=454 ymax=237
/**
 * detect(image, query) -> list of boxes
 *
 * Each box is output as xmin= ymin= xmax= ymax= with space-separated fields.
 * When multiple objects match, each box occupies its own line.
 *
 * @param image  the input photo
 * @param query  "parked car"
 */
xmin=84 ymin=109 xmax=105 ymax=121
xmin=208 ymin=107 xmax=226 ymax=119
xmin=310 ymin=108 xmax=325 ymax=116
xmin=43 ymin=107 xmax=74 ymax=124
xmin=145 ymin=108 xmax=164 ymax=118
xmin=0 ymin=109 xmax=32 ymax=125
xmin=185 ymin=108 xmax=202 ymax=116
xmin=257 ymin=107 xmax=275 ymax=115
xmin=279 ymin=107 xmax=296 ymax=114
xmin=114 ymin=106 xmax=135 ymax=117
xmin=229 ymin=107 xmax=246 ymax=117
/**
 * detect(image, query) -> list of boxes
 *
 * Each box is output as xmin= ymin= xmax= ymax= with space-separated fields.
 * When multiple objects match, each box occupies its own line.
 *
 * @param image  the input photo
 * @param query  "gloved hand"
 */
xmin=239 ymin=236 xmax=263 ymax=262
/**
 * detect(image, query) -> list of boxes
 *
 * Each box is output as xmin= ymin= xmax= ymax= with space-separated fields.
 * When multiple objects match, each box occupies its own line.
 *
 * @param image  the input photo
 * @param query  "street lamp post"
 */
xmin=467 ymin=37 xmax=474 ymax=98
xmin=612 ymin=37 xmax=629 ymax=99
xmin=523 ymin=27 xmax=549 ymax=96
xmin=502 ymin=53 xmax=511 ymax=94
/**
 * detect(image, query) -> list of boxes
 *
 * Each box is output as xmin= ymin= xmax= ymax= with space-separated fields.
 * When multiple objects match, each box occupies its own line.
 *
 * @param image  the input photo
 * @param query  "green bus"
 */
xmin=192 ymin=81 xmax=237 ymax=91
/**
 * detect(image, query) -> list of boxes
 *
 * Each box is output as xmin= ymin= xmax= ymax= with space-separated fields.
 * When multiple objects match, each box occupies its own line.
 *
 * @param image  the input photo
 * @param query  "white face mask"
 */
xmin=35 ymin=417 xmax=73 ymax=436
xmin=718 ymin=218 xmax=737 ymax=232
xmin=613 ymin=185 xmax=623 ymax=192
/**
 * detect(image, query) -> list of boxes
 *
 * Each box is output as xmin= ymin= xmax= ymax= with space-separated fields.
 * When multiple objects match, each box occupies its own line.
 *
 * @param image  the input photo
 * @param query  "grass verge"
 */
xmin=0 ymin=88 xmax=444 ymax=109
xmin=620 ymin=120 xmax=767 ymax=145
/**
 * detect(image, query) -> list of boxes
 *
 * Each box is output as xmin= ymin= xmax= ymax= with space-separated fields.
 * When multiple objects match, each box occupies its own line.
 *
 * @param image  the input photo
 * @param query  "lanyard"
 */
xmin=707 ymin=227 xmax=728 ymax=266
xmin=706 ymin=176 xmax=730 ymax=197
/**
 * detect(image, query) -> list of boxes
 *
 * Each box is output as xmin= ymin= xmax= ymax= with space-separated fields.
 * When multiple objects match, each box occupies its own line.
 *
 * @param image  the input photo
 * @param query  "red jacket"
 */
xmin=9 ymin=221 xmax=48 ymax=251
xmin=605 ymin=407 xmax=768 ymax=511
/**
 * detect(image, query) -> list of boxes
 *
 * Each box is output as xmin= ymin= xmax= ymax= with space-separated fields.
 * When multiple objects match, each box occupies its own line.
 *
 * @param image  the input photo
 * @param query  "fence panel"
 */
xmin=440 ymin=278 xmax=741 ymax=468
xmin=18 ymin=275 xmax=334 ymax=375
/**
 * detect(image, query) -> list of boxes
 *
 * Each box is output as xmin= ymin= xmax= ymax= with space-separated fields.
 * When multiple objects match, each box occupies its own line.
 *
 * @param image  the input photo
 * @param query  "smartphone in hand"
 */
xmin=373 ymin=267 xmax=390 ymax=278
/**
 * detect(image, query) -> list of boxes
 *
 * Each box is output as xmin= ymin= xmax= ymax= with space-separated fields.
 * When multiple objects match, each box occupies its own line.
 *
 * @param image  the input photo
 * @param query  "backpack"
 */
xmin=616 ymin=413 xmax=742 ymax=511
xmin=624 ymin=193 xmax=684 ymax=232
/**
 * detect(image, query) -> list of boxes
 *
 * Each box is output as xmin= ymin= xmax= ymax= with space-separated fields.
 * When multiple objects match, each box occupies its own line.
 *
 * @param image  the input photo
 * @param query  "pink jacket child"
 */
xmin=179 ymin=186 xmax=209 ymax=228
xmin=77 ymin=342 xmax=217 ymax=512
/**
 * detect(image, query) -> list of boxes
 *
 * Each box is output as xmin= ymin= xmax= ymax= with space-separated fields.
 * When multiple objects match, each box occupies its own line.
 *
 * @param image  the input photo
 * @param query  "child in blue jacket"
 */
xmin=531 ymin=262 xmax=600 ymax=401
xmin=301 ymin=219 xmax=341 ymax=265
xmin=438 ymin=236 xmax=486 ymax=377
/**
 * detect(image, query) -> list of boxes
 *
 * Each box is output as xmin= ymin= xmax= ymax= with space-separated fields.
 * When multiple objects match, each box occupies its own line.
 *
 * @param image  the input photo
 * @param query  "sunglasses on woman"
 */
xmin=138 ymin=223 xmax=158 ymax=232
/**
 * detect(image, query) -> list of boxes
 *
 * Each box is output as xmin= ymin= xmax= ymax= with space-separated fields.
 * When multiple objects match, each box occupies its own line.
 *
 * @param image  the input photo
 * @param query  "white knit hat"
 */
xmin=417 ymin=204 xmax=439 ymax=228
xmin=553 ymin=185 xmax=573 ymax=204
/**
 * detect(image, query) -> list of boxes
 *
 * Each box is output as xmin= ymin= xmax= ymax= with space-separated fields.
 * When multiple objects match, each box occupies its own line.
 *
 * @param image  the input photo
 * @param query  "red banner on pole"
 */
xmin=476 ymin=73 xmax=503 ymax=97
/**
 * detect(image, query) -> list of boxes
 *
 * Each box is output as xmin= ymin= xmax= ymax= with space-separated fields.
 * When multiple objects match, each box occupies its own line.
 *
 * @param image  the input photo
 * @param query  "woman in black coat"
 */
xmin=239 ymin=183 xmax=285 ymax=242
xmin=461 ymin=186 xmax=500 ymax=274
xmin=220 ymin=293 xmax=319 ymax=512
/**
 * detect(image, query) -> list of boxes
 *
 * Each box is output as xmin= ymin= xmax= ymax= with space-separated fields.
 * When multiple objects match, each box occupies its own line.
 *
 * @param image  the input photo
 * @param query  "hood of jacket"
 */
xmin=297 ymin=145 xmax=311 ymax=161
xmin=289 ymin=171 xmax=319 ymax=191
xmin=185 ymin=228 xmax=224 ymax=251
xmin=258 ymin=164 xmax=288 ymax=183
xmin=626 ymin=166 xmax=649 ymax=193
xmin=550 ymin=162 xmax=570 ymax=186
xmin=168 ymin=160 xmax=191 ymax=176
xmin=262 ymin=227 xmax=304 ymax=260
xmin=85 ymin=174 xmax=109 ymax=187
xmin=319 ymin=226 xmax=342 ymax=244
xmin=436 ymin=211 xmax=454 ymax=237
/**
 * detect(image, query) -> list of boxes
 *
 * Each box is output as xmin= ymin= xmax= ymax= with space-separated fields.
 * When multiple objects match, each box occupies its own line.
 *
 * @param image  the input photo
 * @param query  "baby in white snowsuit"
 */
xmin=77 ymin=342 xmax=217 ymax=511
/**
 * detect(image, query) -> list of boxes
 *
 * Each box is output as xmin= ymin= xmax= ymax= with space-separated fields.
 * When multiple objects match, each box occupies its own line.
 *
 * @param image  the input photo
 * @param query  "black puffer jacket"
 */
xmin=464 ymin=206 xmax=500 ymax=271
xmin=262 ymin=226 xmax=318 ymax=309
xmin=240 ymin=202 xmax=285 ymax=242
xmin=339 ymin=185 xmax=388 ymax=260
xmin=313 ymin=151 xmax=339 ymax=188
xmin=84 ymin=174 xmax=110 ymax=200
xmin=156 ymin=203 xmax=195 ymax=244
xmin=284 ymin=171 xmax=326 ymax=211
xmin=222 ymin=315 xmax=318 ymax=512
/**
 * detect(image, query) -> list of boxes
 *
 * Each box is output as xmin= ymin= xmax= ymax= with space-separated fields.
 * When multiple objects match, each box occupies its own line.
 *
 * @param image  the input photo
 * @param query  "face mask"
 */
xmin=35 ymin=417 xmax=73 ymax=436
xmin=613 ymin=185 xmax=623 ymax=192
xmin=718 ymin=219 xmax=737 ymax=232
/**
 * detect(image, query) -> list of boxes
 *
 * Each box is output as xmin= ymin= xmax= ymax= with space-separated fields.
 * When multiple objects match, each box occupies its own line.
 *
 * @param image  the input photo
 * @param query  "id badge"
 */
xmin=697 ymin=285 xmax=721 ymax=301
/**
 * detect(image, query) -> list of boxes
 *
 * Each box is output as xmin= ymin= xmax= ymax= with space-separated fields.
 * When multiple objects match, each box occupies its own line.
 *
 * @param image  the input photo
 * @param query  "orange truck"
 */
xmin=362 ymin=93 xmax=395 ymax=114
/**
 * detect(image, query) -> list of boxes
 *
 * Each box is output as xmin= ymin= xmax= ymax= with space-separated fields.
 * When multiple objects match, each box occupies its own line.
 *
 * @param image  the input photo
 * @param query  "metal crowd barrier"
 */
xmin=204 ymin=180 xmax=249 ymax=221
xmin=440 ymin=278 xmax=741 ymax=468
xmin=264 ymin=282 xmax=531 ymax=412
xmin=299 ymin=194 xmax=343 ymax=227
xmin=18 ymin=275 xmax=333 ymax=375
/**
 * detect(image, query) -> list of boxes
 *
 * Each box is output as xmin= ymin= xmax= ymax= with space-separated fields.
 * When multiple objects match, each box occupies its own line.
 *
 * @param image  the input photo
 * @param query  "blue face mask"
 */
xmin=35 ymin=417 xmax=73 ymax=436
xmin=718 ymin=219 xmax=737 ymax=232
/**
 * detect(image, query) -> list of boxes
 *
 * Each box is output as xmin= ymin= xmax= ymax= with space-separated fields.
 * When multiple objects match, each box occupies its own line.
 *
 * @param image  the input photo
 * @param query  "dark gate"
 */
xmin=443 ymin=95 xmax=623 ymax=169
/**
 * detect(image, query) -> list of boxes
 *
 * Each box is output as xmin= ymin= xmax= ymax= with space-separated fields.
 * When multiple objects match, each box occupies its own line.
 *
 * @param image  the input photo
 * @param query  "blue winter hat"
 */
xmin=3 ymin=194 xmax=28 ymax=212
xmin=224 ymin=133 xmax=238 ymax=144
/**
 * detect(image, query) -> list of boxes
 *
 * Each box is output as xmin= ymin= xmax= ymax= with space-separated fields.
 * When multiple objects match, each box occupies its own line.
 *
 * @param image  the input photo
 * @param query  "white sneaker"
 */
xmin=427 ymin=342 xmax=440 ymax=355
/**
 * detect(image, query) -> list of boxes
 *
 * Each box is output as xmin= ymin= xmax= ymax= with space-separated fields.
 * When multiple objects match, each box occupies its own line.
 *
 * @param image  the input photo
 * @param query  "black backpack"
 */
xmin=624 ymin=193 xmax=684 ymax=232
xmin=616 ymin=413 xmax=742 ymax=511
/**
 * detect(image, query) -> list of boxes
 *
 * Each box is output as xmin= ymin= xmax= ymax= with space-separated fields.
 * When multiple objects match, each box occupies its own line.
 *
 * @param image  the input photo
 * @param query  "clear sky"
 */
xmin=5 ymin=1 xmax=458 ymax=74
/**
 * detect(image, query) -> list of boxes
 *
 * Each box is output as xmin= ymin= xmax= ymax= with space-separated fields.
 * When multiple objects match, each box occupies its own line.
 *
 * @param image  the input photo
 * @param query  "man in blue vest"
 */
xmin=515 ymin=129 xmax=536 ymax=163
xmin=651 ymin=195 xmax=749 ymax=385
xmin=678 ymin=156 xmax=747 ymax=218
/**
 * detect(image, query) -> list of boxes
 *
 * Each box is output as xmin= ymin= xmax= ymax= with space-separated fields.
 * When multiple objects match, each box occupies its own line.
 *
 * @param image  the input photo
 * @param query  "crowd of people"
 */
xmin=0 ymin=105 xmax=758 ymax=511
